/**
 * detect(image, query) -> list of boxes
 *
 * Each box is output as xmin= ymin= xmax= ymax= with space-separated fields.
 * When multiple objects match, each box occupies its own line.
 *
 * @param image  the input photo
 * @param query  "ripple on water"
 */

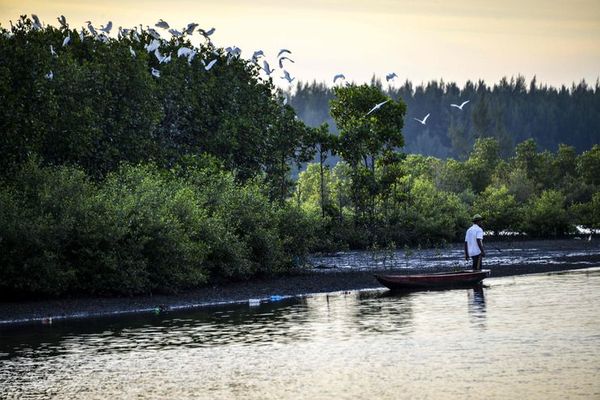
xmin=1 ymin=268 xmax=600 ymax=400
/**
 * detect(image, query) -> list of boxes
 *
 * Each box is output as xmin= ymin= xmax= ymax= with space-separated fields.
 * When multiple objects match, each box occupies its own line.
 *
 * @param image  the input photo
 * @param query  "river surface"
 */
xmin=1 ymin=268 xmax=599 ymax=399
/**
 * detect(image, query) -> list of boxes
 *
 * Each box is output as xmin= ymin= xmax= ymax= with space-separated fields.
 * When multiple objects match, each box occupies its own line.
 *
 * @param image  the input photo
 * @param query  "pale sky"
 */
xmin=1 ymin=0 xmax=599 ymax=88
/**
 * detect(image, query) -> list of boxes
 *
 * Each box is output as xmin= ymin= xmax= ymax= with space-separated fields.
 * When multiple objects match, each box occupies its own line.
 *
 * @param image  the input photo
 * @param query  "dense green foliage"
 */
xmin=296 ymin=140 xmax=600 ymax=251
xmin=289 ymin=78 xmax=600 ymax=159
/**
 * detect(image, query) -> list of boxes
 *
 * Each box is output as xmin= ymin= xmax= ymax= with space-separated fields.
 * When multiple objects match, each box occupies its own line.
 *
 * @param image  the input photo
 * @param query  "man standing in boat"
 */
xmin=465 ymin=214 xmax=485 ymax=271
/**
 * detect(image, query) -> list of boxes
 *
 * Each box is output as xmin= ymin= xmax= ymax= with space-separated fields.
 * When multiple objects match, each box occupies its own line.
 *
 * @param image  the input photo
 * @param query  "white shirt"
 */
xmin=465 ymin=223 xmax=484 ymax=256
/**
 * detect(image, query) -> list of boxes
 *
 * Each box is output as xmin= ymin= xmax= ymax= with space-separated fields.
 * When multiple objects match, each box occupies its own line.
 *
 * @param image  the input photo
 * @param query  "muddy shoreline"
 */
xmin=1 ymin=239 xmax=599 ymax=327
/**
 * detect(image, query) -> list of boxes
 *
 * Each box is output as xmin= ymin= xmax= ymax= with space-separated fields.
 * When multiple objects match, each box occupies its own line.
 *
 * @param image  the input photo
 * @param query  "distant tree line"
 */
xmin=288 ymin=77 xmax=600 ymax=159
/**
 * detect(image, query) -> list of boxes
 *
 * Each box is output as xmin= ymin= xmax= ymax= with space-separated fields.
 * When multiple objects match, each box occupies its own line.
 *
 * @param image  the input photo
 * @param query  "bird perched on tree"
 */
xmin=204 ymin=59 xmax=218 ymax=71
xmin=57 ymin=15 xmax=68 ymax=29
xmin=151 ymin=67 xmax=160 ymax=78
xmin=85 ymin=21 xmax=98 ymax=36
xmin=31 ymin=14 xmax=42 ymax=30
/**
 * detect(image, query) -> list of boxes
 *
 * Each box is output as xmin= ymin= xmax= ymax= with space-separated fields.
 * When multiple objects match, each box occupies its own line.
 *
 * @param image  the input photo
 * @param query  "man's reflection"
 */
xmin=468 ymin=284 xmax=487 ymax=327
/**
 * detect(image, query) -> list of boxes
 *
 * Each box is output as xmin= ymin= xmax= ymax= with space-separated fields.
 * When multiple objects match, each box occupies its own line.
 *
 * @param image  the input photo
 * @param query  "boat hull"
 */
xmin=374 ymin=270 xmax=490 ymax=290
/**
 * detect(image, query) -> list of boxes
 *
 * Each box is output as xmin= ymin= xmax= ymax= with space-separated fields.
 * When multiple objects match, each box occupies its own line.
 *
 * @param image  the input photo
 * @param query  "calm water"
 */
xmin=1 ymin=268 xmax=599 ymax=399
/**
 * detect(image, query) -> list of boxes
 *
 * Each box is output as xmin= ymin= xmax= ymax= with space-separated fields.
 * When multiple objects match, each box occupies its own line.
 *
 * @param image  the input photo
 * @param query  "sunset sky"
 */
xmin=1 ymin=0 xmax=599 ymax=88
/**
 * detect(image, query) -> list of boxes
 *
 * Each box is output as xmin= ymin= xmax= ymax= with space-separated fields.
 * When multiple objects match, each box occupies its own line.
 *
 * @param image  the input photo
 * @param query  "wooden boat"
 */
xmin=374 ymin=270 xmax=490 ymax=290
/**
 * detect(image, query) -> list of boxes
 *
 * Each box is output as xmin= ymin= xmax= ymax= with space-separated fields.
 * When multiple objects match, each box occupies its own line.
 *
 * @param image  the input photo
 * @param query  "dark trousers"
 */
xmin=471 ymin=254 xmax=482 ymax=271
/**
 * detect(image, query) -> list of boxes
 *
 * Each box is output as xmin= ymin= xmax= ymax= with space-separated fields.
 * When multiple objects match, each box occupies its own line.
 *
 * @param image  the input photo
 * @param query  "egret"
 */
xmin=252 ymin=50 xmax=264 ymax=63
xmin=100 ymin=21 xmax=112 ymax=34
xmin=154 ymin=48 xmax=164 ymax=62
xmin=414 ymin=113 xmax=430 ymax=125
xmin=184 ymin=23 xmax=198 ymax=35
xmin=177 ymin=47 xmax=194 ymax=58
xmin=50 ymin=45 xmax=57 ymax=57
xmin=366 ymin=99 xmax=391 ymax=116
xmin=151 ymin=67 xmax=160 ymax=78
xmin=277 ymin=49 xmax=291 ymax=58
xmin=145 ymin=39 xmax=160 ymax=53
xmin=262 ymin=60 xmax=274 ymax=76
xmin=45 ymin=71 xmax=53 ymax=80
xmin=147 ymin=27 xmax=161 ymax=39
xmin=57 ymin=15 xmax=68 ymax=29
xmin=281 ymin=70 xmax=295 ymax=84
xmin=62 ymin=34 xmax=70 ymax=47
xmin=155 ymin=19 xmax=169 ymax=29
xmin=161 ymin=53 xmax=171 ymax=64
xmin=450 ymin=100 xmax=470 ymax=110
xmin=333 ymin=73 xmax=345 ymax=83
xmin=85 ymin=21 xmax=98 ymax=36
xmin=386 ymin=72 xmax=397 ymax=82
xmin=31 ymin=14 xmax=42 ymax=30
xmin=129 ymin=46 xmax=136 ymax=58
xmin=278 ymin=56 xmax=294 ymax=69
xmin=168 ymin=28 xmax=182 ymax=37
xmin=79 ymin=29 xmax=84 ymax=41
xmin=199 ymin=27 xmax=215 ymax=38
xmin=204 ymin=59 xmax=217 ymax=71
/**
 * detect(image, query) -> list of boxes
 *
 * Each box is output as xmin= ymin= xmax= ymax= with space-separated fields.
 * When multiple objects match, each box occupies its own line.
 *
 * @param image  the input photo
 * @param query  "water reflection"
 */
xmin=468 ymin=284 xmax=487 ymax=329
xmin=2 ymin=269 xmax=600 ymax=400
xmin=355 ymin=290 xmax=415 ymax=335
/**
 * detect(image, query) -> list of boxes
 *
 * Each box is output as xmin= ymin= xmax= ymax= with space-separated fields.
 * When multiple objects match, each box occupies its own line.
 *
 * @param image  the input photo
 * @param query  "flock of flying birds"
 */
xmin=29 ymin=14 xmax=471 ymax=123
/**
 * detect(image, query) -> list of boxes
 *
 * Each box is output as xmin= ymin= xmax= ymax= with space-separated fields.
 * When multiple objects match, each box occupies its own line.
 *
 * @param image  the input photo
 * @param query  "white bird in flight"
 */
xmin=366 ymin=99 xmax=391 ymax=116
xmin=278 ymin=56 xmax=294 ymax=69
xmin=414 ymin=113 xmax=430 ymax=125
xmin=184 ymin=23 xmax=199 ymax=35
xmin=252 ymin=50 xmax=264 ymax=59
xmin=168 ymin=28 xmax=182 ymax=37
xmin=99 ymin=21 xmax=112 ymax=34
xmin=333 ymin=73 xmax=345 ymax=83
xmin=262 ymin=60 xmax=274 ymax=75
xmin=281 ymin=70 xmax=295 ymax=84
xmin=386 ymin=72 xmax=397 ymax=82
xmin=199 ymin=27 xmax=215 ymax=38
xmin=155 ymin=19 xmax=170 ymax=29
xmin=450 ymin=100 xmax=470 ymax=110
xmin=277 ymin=49 xmax=291 ymax=58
